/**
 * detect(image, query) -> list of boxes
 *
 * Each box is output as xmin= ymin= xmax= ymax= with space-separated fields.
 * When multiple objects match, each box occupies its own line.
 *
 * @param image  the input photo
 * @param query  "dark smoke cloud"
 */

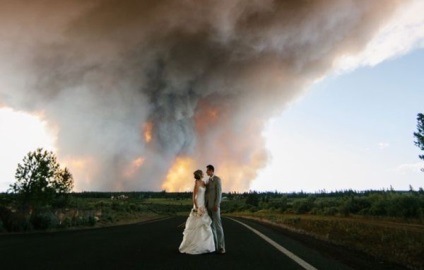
xmin=0 ymin=0 xmax=402 ymax=191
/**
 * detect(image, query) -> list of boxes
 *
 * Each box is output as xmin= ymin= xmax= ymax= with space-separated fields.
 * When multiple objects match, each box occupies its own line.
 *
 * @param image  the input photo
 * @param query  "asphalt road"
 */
xmin=0 ymin=216 xmax=406 ymax=270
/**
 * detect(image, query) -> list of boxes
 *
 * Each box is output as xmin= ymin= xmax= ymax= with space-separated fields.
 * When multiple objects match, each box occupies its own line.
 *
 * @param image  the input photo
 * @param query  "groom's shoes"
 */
xmin=216 ymin=249 xmax=226 ymax=254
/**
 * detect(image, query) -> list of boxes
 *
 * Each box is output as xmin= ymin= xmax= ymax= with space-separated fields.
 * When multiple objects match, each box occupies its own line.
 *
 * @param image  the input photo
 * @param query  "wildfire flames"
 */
xmin=162 ymin=157 xmax=196 ymax=192
xmin=123 ymin=157 xmax=145 ymax=178
xmin=144 ymin=122 xmax=153 ymax=143
xmin=61 ymin=156 xmax=98 ymax=191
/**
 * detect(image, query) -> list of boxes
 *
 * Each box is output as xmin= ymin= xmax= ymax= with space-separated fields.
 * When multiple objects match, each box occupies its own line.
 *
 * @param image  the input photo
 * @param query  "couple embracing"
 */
xmin=179 ymin=165 xmax=226 ymax=255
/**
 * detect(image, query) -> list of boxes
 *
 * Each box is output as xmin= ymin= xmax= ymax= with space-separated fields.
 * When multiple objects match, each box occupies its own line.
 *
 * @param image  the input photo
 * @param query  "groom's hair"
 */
xmin=206 ymin=165 xmax=215 ymax=172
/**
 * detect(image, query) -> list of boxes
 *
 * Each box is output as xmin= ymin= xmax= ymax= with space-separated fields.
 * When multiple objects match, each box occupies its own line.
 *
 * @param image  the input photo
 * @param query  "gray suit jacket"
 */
xmin=205 ymin=175 xmax=222 ymax=209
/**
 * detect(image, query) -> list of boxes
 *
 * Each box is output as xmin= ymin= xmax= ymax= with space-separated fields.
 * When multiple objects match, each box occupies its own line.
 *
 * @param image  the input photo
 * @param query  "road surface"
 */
xmin=0 ymin=216 xmax=406 ymax=269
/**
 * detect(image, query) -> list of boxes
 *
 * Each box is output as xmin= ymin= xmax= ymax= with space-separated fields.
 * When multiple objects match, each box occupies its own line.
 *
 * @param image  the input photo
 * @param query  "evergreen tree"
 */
xmin=9 ymin=148 xmax=74 ymax=209
xmin=413 ymin=113 xmax=424 ymax=172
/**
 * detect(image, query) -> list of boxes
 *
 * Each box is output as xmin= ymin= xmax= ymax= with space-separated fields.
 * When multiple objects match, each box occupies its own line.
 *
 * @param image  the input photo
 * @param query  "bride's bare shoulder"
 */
xmin=195 ymin=179 xmax=205 ymax=187
xmin=198 ymin=180 xmax=206 ymax=187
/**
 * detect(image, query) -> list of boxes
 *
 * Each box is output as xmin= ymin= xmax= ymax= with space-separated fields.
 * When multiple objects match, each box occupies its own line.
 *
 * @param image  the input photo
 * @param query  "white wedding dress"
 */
xmin=179 ymin=186 xmax=215 ymax=254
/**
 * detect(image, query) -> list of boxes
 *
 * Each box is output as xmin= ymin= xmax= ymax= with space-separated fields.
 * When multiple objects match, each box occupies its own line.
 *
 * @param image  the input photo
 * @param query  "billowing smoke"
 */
xmin=0 ymin=0 xmax=402 ymax=191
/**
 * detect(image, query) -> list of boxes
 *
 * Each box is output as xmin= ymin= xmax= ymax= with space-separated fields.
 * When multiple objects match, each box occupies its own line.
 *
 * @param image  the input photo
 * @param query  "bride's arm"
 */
xmin=193 ymin=181 xmax=199 ymax=209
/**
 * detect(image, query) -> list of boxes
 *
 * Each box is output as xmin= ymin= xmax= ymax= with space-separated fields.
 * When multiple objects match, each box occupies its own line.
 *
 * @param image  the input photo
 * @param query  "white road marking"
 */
xmin=137 ymin=216 xmax=173 ymax=225
xmin=227 ymin=217 xmax=318 ymax=270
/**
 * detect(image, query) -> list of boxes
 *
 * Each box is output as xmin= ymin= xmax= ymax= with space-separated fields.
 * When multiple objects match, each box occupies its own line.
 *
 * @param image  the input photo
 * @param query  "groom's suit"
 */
xmin=205 ymin=175 xmax=225 ymax=252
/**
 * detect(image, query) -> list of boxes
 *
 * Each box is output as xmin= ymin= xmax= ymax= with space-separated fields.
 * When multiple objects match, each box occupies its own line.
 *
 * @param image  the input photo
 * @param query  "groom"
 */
xmin=205 ymin=164 xmax=226 ymax=254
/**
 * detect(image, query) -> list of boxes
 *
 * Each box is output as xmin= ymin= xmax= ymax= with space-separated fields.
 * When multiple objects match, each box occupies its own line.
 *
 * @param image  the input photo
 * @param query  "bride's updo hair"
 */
xmin=193 ymin=170 xmax=203 ymax=180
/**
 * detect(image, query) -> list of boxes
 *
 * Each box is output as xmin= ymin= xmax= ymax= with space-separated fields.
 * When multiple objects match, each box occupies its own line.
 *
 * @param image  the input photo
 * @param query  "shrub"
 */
xmin=102 ymin=211 xmax=117 ymax=223
xmin=293 ymin=197 xmax=315 ymax=214
xmin=72 ymin=215 xmax=97 ymax=226
xmin=0 ymin=220 xmax=5 ymax=232
xmin=51 ymin=195 xmax=72 ymax=208
xmin=322 ymin=207 xmax=338 ymax=216
xmin=5 ymin=212 xmax=32 ymax=232
xmin=88 ymin=215 xmax=97 ymax=226
xmin=112 ymin=201 xmax=125 ymax=211
xmin=388 ymin=196 xmax=422 ymax=219
xmin=368 ymin=199 xmax=388 ymax=216
xmin=58 ymin=217 xmax=72 ymax=228
xmin=270 ymin=197 xmax=288 ymax=212
xmin=0 ymin=206 xmax=12 ymax=226
xmin=246 ymin=192 xmax=259 ymax=207
xmin=342 ymin=197 xmax=371 ymax=214
xmin=31 ymin=211 xmax=59 ymax=230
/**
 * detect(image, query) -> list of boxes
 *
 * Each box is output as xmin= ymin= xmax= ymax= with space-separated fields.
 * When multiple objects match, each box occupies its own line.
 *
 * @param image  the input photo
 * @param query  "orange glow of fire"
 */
xmin=123 ymin=157 xmax=145 ymax=178
xmin=194 ymin=100 xmax=224 ymax=134
xmin=144 ymin=122 xmax=153 ymax=143
xmin=215 ymin=154 xmax=266 ymax=192
xmin=162 ymin=157 xmax=196 ymax=192
xmin=208 ymin=108 xmax=218 ymax=120
xmin=61 ymin=156 xmax=99 ymax=191
xmin=192 ymin=101 xmax=268 ymax=192
xmin=213 ymin=118 xmax=268 ymax=191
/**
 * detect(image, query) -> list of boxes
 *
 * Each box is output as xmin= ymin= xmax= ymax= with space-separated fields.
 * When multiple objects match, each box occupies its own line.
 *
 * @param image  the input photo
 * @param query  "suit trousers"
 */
xmin=207 ymin=207 xmax=225 ymax=251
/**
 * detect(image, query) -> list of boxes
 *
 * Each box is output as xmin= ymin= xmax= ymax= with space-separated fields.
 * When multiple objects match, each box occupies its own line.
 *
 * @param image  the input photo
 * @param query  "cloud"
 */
xmin=395 ymin=162 xmax=424 ymax=174
xmin=0 ymin=0 xmax=413 ymax=191
xmin=335 ymin=0 xmax=424 ymax=72
xmin=378 ymin=142 xmax=390 ymax=150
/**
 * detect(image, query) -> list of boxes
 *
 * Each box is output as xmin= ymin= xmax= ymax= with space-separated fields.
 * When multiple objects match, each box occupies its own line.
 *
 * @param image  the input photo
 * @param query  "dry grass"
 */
xmin=144 ymin=198 xmax=192 ymax=205
xmin=229 ymin=210 xmax=424 ymax=269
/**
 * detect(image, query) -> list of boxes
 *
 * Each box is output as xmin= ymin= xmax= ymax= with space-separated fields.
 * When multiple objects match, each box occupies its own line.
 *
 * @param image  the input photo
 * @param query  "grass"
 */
xmin=229 ymin=210 xmax=424 ymax=270
xmin=0 ymin=195 xmax=192 ymax=234
xmin=69 ymin=197 xmax=192 ymax=223
xmin=144 ymin=198 xmax=192 ymax=205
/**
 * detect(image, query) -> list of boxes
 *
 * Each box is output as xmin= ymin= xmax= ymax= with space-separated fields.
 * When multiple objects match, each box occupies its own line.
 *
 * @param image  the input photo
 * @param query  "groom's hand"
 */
xmin=213 ymin=206 xmax=218 ymax=212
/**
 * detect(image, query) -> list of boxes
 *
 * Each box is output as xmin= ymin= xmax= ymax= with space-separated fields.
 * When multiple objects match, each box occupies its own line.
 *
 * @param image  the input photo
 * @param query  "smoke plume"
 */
xmin=0 ymin=0 xmax=403 ymax=191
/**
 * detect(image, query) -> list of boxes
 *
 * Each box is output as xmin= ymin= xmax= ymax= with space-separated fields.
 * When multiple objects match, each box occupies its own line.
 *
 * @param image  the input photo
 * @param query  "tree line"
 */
xmin=0 ymin=112 xmax=423 ymax=232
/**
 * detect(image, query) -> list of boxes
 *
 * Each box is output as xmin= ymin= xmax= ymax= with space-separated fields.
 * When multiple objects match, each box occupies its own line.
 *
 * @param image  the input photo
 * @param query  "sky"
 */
xmin=0 ymin=1 xmax=424 ymax=193
xmin=253 ymin=49 xmax=424 ymax=192
xmin=2 ymin=49 xmax=423 ymax=192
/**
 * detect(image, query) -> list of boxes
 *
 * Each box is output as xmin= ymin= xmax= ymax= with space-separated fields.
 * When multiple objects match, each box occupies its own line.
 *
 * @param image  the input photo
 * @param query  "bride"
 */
xmin=179 ymin=170 xmax=215 ymax=254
